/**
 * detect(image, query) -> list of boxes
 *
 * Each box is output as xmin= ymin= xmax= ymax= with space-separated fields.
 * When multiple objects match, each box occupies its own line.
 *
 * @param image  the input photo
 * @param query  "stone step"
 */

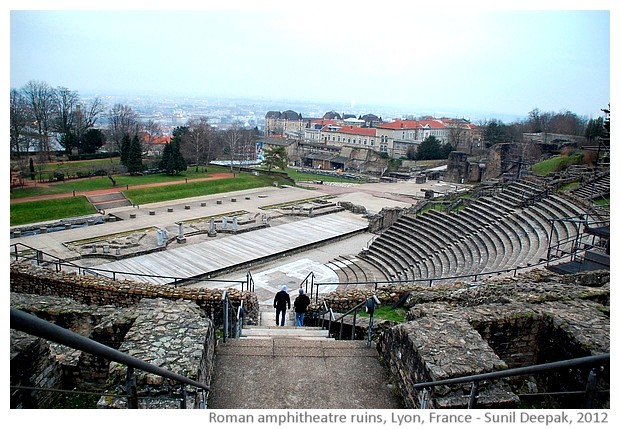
xmin=87 ymin=192 xmax=126 ymax=203
xmin=240 ymin=326 xmax=330 ymax=339
xmin=218 ymin=338 xmax=372 ymax=353
xmin=259 ymin=310 xmax=295 ymax=327
xmin=94 ymin=200 xmax=133 ymax=210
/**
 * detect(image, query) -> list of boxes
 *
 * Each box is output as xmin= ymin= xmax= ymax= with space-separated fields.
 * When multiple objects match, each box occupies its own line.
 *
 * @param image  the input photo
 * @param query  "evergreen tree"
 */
xmin=119 ymin=133 xmax=131 ymax=167
xmin=159 ymin=127 xmax=187 ymax=175
xmin=584 ymin=117 xmax=605 ymax=142
xmin=126 ymin=134 xmax=144 ymax=174
xmin=120 ymin=134 xmax=143 ymax=174
xmin=79 ymin=128 xmax=106 ymax=154
xmin=441 ymin=142 xmax=455 ymax=158
xmin=262 ymin=146 xmax=287 ymax=172
xmin=416 ymin=136 xmax=443 ymax=160
xmin=29 ymin=157 xmax=35 ymax=180
xmin=483 ymin=119 xmax=511 ymax=147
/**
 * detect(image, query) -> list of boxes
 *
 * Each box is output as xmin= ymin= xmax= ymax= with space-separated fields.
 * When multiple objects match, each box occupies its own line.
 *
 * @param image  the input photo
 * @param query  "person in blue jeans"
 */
xmin=293 ymin=288 xmax=311 ymax=327
xmin=273 ymin=285 xmax=290 ymax=326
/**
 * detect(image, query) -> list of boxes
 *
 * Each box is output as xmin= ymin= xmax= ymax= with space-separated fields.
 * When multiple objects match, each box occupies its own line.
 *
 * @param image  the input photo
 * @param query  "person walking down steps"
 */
xmin=294 ymin=288 xmax=311 ymax=327
xmin=273 ymin=285 xmax=291 ymax=326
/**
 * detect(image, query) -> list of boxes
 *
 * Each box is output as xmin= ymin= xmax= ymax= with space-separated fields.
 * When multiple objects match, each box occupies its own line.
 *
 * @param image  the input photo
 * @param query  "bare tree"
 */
xmin=141 ymin=119 xmax=163 ymax=156
xmin=225 ymin=122 xmax=244 ymax=173
xmin=107 ymin=104 xmax=140 ymax=153
xmin=54 ymin=87 xmax=79 ymax=154
xmin=183 ymin=117 xmax=213 ymax=171
xmin=10 ymin=88 xmax=32 ymax=158
xmin=79 ymin=96 xmax=104 ymax=133
xmin=22 ymin=80 xmax=57 ymax=161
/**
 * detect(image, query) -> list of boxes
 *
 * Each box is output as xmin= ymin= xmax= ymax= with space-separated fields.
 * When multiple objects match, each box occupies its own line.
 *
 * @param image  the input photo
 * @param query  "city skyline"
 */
xmin=7 ymin=1 xmax=614 ymax=122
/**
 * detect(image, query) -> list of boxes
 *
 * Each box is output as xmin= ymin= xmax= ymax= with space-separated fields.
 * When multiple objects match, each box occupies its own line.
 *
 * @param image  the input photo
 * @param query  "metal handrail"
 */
xmin=221 ymin=290 xmax=243 ymax=343
xmin=236 ymin=299 xmax=245 ymax=338
xmin=10 ymin=307 xmax=210 ymax=407
xmin=10 ymin=242 xmax=253 ymax=289
xmin=412 ymin=353 xmax=610 ymax=389
xmin=319 ymin=295 xmax=379 ymax=347
xmin=411 ymin=353 xmax=610 ymax=409
xmin=245 ymin=271 xmax=255 ymax=292
xmin=299 ymin=272 xmax=317 ymax=303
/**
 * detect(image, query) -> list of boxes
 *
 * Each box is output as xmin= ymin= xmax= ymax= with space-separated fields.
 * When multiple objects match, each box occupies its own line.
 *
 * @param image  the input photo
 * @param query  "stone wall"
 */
xmin=10 ymin=331 xmax=63 ymax=408
xmin=11 ymin=293 xmax=216 ymax=409
xmin=100 ymin=298 xmax=215 ymax=409
xmin=10 ymin=261 xmax=259 ymax=325
xmin=11 ymin=292 xmax=129 ymax=393
xmin=10 ymin=261 xmax=257 ymax=409
xmin=444 ymin=151 xmax=470 ymax=183
xmin=378 ymin=313 xmax=518 ymax=409
xmin=376 ymin=269 xmax=610 ymax=409
xmin=367 ymin=207 xmax=408 ymax=233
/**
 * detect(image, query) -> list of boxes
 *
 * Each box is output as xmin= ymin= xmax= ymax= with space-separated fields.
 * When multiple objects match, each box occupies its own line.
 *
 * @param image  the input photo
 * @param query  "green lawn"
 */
xmin=531 ymin=153 xmax=584 ymax=176
xmin=10 ymin=162 xmax=371 ymax=226
xmin=10 ymin=165 xmax=232 ymax=200
xmin=11 ymin=197 xmax=97 ymax=226
xmin=356 ymin=305 xmax=407 ymax=323
xmin=10 ymin=169 xmax=293 ymax=226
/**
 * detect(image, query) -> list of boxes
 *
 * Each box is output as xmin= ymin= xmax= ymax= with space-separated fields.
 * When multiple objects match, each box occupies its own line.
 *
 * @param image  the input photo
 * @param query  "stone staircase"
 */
xmin=207 ymin=305 xmax=401 ymax=408
xmin=87 ymin=192 xmax=132 ymax=211
xmin=239 ymin=305 xmax=332 ymax=340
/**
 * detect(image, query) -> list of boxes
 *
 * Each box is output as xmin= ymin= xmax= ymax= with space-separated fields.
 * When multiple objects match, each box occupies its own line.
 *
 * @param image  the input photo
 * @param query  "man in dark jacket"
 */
xmin=293 ymin=288 xmax=311 ymax=327
xmin=273 ymin=285 xmax=291 ymax=326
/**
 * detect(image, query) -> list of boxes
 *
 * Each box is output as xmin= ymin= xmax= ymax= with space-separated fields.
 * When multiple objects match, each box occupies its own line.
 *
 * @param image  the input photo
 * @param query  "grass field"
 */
xmin=10 ymin=165 xmax=232 ymax=199
xmin=10 ymin=197 xmax=97 ymax=226
xmin=530 ymin=153 xmax=584 ymax=176
xmin=9 ymin=166 xmax=296 ymax=226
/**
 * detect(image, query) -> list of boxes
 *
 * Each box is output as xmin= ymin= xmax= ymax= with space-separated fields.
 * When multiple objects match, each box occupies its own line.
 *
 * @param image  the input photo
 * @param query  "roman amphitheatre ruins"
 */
xmin=10 ymin=137 xmax=610 ymax=410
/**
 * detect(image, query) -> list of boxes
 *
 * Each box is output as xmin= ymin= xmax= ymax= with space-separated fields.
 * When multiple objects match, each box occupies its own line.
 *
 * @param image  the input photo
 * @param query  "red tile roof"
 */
xmin=311 ymin=119 xmax=339 ymax=126
xmin=377 ymin=119 xmax=447 ymax=130
xmin=335 ymin=126 xmax=377 ymax=136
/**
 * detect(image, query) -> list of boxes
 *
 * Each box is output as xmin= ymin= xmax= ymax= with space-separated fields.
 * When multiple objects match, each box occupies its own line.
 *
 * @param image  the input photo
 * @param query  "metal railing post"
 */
xmin=583 ymin=367 xmax=600 ymax=408
xmin=126 ymin=366 xmax=138 ymax=409
xmin=467 ymin=380 xmax=479 ymax=409
xmin=199 ymin=388 xmax=206 ymax=409
xmin=222 ymin=291 xmax=228 ymax=343
xmin=179 ymin=385 xmax=187 ymax=409
xmin=367 ymin=314 xmax=374 ymax=348
xmin=420 ymin=388 xmax=429 ymax=409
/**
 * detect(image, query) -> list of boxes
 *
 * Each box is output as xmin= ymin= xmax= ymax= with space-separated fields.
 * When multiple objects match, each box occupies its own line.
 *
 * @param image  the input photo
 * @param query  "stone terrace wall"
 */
xmin=376 ymin=269 xmax=610 ymax=409
xmin=10 ymin=261 xmax=259 ymax=325
xmin=10 ymin=262 xmax=256 ymax=409
xmin=10 ymin=331 xmax=63 ymax=408
xmin=379 ymin=314 xmax=519 ymax=408
xmin=11 ymin=293 xmax=215 ymax=409
xmin=11 ymin=292 xmax=130 ymax=393
xmin=100 ymin=298 xmax=215 ymax=409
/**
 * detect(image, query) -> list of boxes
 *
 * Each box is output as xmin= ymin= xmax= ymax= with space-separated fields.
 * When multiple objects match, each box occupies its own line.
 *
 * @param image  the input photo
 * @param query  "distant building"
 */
xmin=264 ymin=110 xmax=480 ymax=160
xmin=321 ymin=125 xmax=378 ymax=149
xmin=265 ymin=110 xmax=309 ymax=137
xmin=376 ymin=119 xmax=449 ymax=158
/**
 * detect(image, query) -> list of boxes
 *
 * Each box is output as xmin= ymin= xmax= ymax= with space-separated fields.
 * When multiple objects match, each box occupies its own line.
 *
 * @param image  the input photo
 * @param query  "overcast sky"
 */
xmin=6 ymin=1 xmax=615 ymax=121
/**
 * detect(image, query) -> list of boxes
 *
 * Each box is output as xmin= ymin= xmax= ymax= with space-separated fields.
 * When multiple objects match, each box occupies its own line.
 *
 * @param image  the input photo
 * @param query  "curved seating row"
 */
xmin=327 ymin=179 xmax=600 ymax=285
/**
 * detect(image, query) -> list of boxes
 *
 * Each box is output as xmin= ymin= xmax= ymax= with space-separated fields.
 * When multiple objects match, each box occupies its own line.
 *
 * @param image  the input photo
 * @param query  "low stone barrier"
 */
xmin=9 ymin=262 xmax=259 ymax=326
